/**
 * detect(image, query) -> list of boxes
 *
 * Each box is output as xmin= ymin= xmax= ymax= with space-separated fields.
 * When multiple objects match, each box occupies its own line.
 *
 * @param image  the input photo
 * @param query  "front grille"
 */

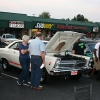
xmin=60 ymin=60 xmax=86 ymax=67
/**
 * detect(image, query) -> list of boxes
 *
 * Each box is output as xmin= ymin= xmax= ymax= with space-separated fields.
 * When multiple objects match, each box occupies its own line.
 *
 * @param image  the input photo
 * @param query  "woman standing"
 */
xmin=17 ymin=35 xmax=30 ymax=86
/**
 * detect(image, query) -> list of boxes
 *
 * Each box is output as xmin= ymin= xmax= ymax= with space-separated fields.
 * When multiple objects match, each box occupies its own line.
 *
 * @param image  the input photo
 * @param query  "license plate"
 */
xmin=71 ymin=71 xmax=78 ymax=75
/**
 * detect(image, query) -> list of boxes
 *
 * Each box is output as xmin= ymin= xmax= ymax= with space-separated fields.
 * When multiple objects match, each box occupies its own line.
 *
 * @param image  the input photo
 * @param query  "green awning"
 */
xmin=29 ymin=16 xmax=98 ymax=32
xmin=0 ymin=11 xmax=33 ymax=28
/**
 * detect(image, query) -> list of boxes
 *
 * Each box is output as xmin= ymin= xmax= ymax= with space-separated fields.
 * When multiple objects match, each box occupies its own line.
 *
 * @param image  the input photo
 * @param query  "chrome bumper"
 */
xmin=49 ymin=67 xmax=92 ymax=76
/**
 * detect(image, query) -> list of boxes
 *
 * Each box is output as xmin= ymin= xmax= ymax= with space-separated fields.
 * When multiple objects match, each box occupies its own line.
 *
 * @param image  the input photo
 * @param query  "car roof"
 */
xmin=3 ymin=33 xmax=13 ymax=35
xmin=80 ymin=40 xmax=98 ymax=44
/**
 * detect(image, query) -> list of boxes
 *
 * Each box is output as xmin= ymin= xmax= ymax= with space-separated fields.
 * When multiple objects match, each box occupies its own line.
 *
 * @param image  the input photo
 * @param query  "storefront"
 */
xmin=94 ymin=22 xmax=100 ymax=38
xmin=29 ymin=16 xmax=99 ymax=38
xmin=0 ymin=11 xmax=99 ymax=39
xmin=56 ymin=22 xmax=99 ymax=38
xmin=0 ymin=11 xmax=33 ymax=38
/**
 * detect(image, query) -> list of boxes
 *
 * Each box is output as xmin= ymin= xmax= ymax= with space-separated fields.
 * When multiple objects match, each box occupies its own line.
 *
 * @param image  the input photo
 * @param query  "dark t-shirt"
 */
xmin=19 ymin=43 xmax=30 ymax=58
xmin=72 ymin=41 xmax=86 ymax=55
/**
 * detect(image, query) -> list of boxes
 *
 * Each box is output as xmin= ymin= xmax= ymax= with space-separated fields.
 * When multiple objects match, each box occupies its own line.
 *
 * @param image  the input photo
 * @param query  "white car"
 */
xmin=0 ymin=31 xmax=92 ymax=83
xmin=2 ymin=33 xmax=18 ymax=44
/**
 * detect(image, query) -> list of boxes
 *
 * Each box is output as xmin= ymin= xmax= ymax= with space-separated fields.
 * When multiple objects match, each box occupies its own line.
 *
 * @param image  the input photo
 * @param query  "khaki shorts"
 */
xmin=93 ymin=59 xmax=100 ymax=70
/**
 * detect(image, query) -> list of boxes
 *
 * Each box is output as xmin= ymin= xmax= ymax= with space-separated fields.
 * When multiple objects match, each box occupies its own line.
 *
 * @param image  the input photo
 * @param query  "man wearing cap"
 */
xmin=29 ymin=32 xmax=45 ymax=90
xmin=72 ymin=39 xmax=86 ymax=55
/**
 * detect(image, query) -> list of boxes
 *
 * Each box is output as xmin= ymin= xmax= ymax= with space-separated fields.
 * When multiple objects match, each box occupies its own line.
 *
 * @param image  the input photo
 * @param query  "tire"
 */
xmin=2 ymin=59 xmax=12 ymax=71
xmin=69 ymin=73 xmax=82 ymax=80
xmin=40 ymin=68 xmax=51 ymax=84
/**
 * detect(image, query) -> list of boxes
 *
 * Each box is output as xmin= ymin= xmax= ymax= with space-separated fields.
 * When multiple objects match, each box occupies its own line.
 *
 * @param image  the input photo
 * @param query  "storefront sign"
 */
xmin=93 ymin=27 xmax=98 ymax=32
xmin=35 ymin=23 xmax=54 ymax=29
xmin=57 ymin=24 xmax=87 ymax=30
xmin=9 ymin=21 xmax=24 ymax=28
xmin=57 ymin=24 xmax=73 ymax=29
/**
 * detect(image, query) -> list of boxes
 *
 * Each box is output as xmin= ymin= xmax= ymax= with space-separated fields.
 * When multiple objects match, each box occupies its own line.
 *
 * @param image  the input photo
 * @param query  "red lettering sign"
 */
xmin=57 ymin=24 xmax=73 ymax=29
xmin=57 ymin=24 xmax=87 ymax=30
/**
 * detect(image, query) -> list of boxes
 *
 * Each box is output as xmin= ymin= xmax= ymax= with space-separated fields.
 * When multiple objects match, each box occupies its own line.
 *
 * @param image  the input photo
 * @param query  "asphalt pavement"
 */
xmin=0 ymin=64 xmax=100 ymax=100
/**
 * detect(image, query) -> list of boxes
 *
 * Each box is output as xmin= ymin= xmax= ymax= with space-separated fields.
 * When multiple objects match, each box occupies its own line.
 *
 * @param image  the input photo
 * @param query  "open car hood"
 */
xmin=46 ymin=31 xmax=83 ymax=53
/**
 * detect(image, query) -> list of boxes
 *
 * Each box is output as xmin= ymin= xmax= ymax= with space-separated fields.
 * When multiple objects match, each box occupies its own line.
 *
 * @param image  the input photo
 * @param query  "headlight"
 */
xmin=88 ymin=63 xmax=91 ymax=67
xmin=89 ymin=58 xmax=93 ymax=62
xmin=54 ymin=59 xmax=61 ymax=68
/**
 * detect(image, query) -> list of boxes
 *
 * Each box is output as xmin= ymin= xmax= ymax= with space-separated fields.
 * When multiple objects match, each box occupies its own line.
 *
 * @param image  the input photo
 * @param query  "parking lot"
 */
xmin=0 ymin=63 xmax=100 ymax=100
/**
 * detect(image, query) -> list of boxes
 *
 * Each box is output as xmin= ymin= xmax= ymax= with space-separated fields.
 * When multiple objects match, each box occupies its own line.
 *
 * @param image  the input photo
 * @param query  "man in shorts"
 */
xmin=91 ymin=42 xmax=100 ymax=80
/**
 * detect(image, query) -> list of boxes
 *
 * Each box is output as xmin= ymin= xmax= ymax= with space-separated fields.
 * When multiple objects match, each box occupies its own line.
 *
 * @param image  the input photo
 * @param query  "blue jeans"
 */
xmin=18 ymin=57 xmax=30 ymax=84
xmin=31 ymin=56 xmax=43 ymax=87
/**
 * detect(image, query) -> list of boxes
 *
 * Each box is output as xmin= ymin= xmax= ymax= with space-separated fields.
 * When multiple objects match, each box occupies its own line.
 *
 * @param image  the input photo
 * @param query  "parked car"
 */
xmin=67 ymin=40 xmax=97 ymax=68
xmin=85 ymin=43 xmax=97 ymax=53
xmin=0 ymin=31 xmax=92 ymax=83
xmin=0 ymin=36 xmax=4 ymax=42
xmin=0 ymin=42 xmax=8 ymax=48
xmin=1 ymin=33 xmax=18 ymax=44
xmin=92 ymin=38 xmax=100 ymax=41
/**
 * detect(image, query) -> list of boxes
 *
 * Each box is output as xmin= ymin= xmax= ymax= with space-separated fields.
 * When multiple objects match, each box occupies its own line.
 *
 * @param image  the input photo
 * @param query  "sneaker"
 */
xmin=23 ymin=83 xmax=30 ymax=86
xmin=17 ymin=81 xmax=22 ymax=86
xmin=33 ymin=85 xmax=43 ymax=90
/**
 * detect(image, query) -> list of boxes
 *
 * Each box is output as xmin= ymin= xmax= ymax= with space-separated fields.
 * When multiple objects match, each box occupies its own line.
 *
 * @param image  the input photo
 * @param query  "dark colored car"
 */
xmin=0 ymin=42 xmax=8 ymax=48
xmin=66 ymin=40 xmax=97 ymax=68
xmin=80 ymin=40 xmax=98 ymax=67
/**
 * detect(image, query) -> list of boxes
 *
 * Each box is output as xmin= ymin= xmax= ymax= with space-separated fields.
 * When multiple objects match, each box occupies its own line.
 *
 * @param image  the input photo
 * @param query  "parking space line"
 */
xmin=1 ymin=73 xmax=31 ymax=84
xmin=1 ymin=73 xmax=18 ymax=80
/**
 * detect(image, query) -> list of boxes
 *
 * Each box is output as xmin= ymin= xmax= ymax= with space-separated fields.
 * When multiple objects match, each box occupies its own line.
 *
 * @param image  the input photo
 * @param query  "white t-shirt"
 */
xmin=94 ymin=42 xmax=100 ymax=58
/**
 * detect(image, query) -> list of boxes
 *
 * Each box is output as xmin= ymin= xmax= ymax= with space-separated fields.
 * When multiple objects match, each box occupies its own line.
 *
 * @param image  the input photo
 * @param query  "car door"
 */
xmin=7 ymin=42 xmax=21 ymax=68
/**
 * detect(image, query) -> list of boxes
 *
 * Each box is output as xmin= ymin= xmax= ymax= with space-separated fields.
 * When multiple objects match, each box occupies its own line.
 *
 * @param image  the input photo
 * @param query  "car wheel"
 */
xmin=40 ymin=68 xmax=50 ymax=84
xmin=2 ymin=59 xmax=12 ymax=71
xmin=69 ymin=73 xmax=82 ymax=80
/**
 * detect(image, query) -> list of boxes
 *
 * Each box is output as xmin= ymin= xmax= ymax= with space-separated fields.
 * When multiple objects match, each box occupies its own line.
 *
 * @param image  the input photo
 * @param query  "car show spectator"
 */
xmin=29 ymin=32 xmax=45 ymax=90
xmin=72 ymin=39 xmax=86 ymax=55
xmin=91 ymin=42 xmax=100 ymax=80
xmin=17 ymin=35 xmax=30 ymax=86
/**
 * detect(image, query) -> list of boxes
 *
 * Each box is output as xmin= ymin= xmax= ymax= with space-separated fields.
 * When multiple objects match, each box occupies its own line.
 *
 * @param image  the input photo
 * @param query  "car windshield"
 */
xmin=87 ymin=43 xmax=96 ymax=53
xmin=6 ymin=34 xmax=15 ymax=38
xmin=81 ymin=35 xmax=87 ymax=39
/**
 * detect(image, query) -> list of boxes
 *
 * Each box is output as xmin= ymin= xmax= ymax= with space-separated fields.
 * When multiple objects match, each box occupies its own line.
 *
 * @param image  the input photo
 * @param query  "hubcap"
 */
xmin=40 ymin=71 xmax=46 ymax=82
xmin=3 ymin=60 xmax=7 ymax=69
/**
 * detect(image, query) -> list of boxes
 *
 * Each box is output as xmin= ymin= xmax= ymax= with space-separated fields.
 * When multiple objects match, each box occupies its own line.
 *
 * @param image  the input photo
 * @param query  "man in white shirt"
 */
xmin=91 ymin=42 xmax=100 ymax=79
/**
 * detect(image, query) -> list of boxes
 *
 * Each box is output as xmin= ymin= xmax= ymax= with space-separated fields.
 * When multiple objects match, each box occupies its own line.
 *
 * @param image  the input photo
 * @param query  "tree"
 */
xmin=39 ymin=12 xmax=51 ymax=18
xmin=71 ymin=14 xmax=89 ymax=22
xmin=61 ymin=18 xmax=65 ymax=20
xmin=66 ymin=18 xmax=70 ymax=21
xmin=84 ymin=18 xmax=89 ymax=22
xmin=61 ymin=18 xmax=70 ymax=21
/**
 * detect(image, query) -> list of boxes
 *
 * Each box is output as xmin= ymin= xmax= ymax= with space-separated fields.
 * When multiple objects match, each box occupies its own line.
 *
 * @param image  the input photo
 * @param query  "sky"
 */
xmin=0 ymin=0 xmax=100 ymax=22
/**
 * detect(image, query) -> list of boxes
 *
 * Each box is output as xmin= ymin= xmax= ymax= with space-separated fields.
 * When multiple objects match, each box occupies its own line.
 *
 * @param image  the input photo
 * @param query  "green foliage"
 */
xmin=71 ymin=14 xmax=89 ymax=22
xmin=61 ymin=18 xmax=65 ymax=20
xmin=39 ymin=12 xmax=51 ymax=18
